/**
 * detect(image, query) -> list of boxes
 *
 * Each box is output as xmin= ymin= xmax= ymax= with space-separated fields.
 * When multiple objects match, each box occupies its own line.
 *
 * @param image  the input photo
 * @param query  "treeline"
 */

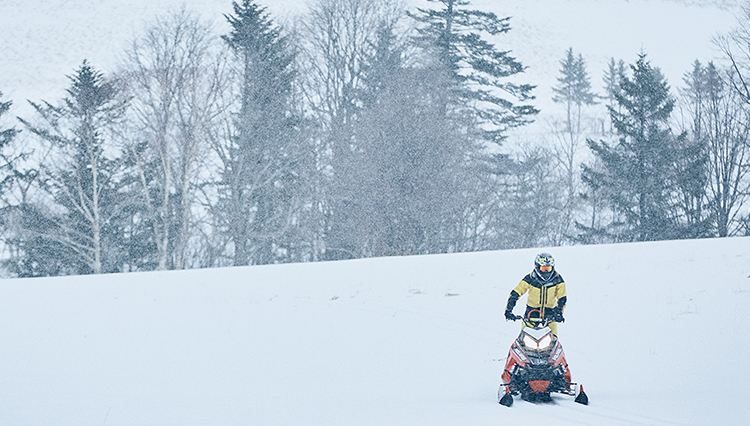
xmin=0 ymin=0 xmax=748 ymax=277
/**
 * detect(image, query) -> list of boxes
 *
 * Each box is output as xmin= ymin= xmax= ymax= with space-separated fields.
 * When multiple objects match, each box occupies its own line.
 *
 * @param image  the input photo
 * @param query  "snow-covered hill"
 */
xmin=0 ymin=236 xmax=748 ymax=425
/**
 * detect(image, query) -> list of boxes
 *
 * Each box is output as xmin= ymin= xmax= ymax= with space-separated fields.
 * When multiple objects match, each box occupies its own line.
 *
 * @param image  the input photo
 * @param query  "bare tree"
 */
xmin=300 ymin=0 xmax=403 ymax=127
xmin=681 ymin=60 xmax=750 ymax=237
xmin=711 ymin=8 xmax=750 ymax=236
xmin=121 ymin=8 xmax=228 ymax=270
xmin=298 ymin=0 xmax=406 ymax=260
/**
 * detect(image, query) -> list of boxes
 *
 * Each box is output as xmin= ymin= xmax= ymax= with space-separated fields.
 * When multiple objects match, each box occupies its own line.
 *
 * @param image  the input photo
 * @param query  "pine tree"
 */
xmin=409 ymin=0 xmax=537 ymax=144
xmin=673 ymin=61 xmax=710 ymax=238
xmin=16 ymin=61 xmax=128 ymax=275
xmin=0 ymin=92 xmax=18 ymax=154
xmin=602 ymin=58 xmax=626 ymax=135
xmin=344 ymin=22 xmax=475 ymax=256
xmin=358 ymin=21 xmax=406 ymax=110
xmin=553 ymin=48 xmax=596 ymax=133
xmin=217 ymin=0 xmax=300 ymax=266
xmin=582 ymin=53 xmax=683 ymax=242
xmin=0 ymin=91 xmax=21 ymax=258
xmin=0 ymin=91 xmax=22 ymax=200
xmin=551 ymin=48 xmax=597 ymax=242
xmin=326 ymin=20 xmax=406 ymax=258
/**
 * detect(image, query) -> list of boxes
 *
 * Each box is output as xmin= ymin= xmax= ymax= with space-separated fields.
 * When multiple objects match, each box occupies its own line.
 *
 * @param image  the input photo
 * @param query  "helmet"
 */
xmin=534 ymin=252 xmax=555 ymax=281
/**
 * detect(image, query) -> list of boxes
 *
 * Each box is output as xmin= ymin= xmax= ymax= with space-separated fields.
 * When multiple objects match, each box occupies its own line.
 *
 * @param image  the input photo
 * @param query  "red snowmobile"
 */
xmin=498 ymin=314 xmax=588 ymax=407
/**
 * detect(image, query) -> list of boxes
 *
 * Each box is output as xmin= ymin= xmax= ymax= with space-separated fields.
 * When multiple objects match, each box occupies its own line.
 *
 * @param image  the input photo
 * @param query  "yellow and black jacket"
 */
xmin=506 ymin=270 xmax=566 ymax=318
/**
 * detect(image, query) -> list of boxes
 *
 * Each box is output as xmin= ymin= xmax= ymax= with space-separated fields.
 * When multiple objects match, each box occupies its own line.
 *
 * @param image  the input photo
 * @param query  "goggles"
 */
xmin=538 ymin=265 xmax=553 ymax=272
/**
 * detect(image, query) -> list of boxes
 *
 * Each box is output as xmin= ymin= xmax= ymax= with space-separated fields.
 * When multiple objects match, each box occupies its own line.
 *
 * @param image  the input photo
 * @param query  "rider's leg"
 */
xmin=549 ymin=321 xmax=558 ymax=336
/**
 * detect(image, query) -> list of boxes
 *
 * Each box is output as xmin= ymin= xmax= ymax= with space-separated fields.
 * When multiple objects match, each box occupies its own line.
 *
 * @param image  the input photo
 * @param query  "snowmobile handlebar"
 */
xmin=507 ymin=315 xmax=557 ymax=327
xmin=522 ymin=316 xmax=557 ymax=327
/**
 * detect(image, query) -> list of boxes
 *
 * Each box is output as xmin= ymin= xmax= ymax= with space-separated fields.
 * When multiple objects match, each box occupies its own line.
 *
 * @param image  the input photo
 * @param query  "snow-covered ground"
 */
xmin=0 ymin=236 xmax=748 ymax=425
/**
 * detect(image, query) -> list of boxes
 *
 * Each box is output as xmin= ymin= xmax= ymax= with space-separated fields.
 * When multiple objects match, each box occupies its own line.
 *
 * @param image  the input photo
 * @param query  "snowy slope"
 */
xmin=0 ymin=236 xmax=748 ymax=425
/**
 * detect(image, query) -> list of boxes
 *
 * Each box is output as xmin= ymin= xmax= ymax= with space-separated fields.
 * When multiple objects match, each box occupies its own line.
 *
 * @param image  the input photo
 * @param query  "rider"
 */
xmin=504 ymin=252 xmax=566 ymax=336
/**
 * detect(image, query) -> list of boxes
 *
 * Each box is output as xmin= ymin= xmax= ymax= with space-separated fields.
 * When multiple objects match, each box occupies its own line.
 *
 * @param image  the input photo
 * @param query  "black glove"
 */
xmin=505 ymin=291 xmax=520 ymax=322
xmin=551 ymin=307 xmax=565 ymax=323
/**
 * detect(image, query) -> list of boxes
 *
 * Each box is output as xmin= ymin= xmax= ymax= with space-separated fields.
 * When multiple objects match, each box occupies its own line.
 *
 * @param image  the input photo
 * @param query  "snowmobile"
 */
xmin=498 ymin=313 xmax=588 ymax=407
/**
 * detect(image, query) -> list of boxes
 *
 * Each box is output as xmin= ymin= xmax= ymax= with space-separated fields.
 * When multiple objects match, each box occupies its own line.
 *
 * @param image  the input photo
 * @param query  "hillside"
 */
xmin=0 ymin=236 xmax=748 ymax=425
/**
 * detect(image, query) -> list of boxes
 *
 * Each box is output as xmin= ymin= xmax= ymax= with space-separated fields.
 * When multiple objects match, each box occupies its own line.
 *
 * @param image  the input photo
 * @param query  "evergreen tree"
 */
xmin=582 ymin=53 xmax=683 ymax=242
xmin=553 ymin=48 xmax=597 ymax=133
xmin=602 ymin=57 xmax=626 ymax=135
xmin=216 ymin=0 xmax=300 ymax=266
xmin=326 ymin=20 xmax=407 ymax=258
xmin=345 ymin=22 xmax=475 ymax=256
xmin=358 ymin=21 xmax=406 ymax=110
xmin=0 ymin=91 xmax=50 ymax=276
xmin=0 ymin=91 xmax=22 ymax=201
xmin=673 ymin=61 xmax=710 ymax=238
xmin=409 ymin=0 xmax=537 ymax=144
xmin=15 ymin=61 xmax=128 ymax=275
xmin=0 ymin=92 xmax=18 ymax=157
xmin=0 ymin=91 xmax=21 ymax=268
xmin=551 ymin=48 xmax=597 ymax=242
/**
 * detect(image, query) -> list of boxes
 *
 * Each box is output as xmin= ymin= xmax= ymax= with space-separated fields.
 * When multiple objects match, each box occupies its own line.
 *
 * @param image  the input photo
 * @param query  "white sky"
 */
xmin=0 ymin=0 xmax=741 ymax=140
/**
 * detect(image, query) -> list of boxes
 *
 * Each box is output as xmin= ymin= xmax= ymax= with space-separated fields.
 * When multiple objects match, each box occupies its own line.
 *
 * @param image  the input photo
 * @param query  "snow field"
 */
xmin=0 ymin=236 xmax=748 ymax=425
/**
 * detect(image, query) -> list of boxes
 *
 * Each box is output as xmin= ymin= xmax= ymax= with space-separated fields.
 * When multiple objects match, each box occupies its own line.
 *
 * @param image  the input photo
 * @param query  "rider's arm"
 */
xmin=506 ymin=290 xmax=520 ymax=312
xmin=556 ymin=281 xmax=567 ymax=310
xmin=506 ymin=280 xmax=530 ymax=312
